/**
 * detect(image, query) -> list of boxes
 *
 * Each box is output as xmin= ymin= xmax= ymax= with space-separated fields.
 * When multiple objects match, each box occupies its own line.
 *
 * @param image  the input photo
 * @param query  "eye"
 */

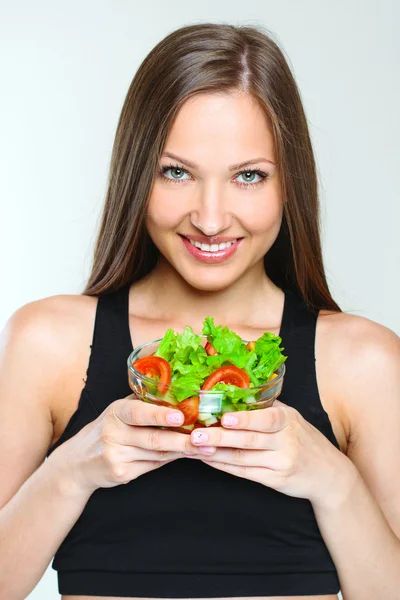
xmin=234 ymin=168 xmax=270 ymax=189
xmin=235 ymin=170 xmax=265 ymax=186
xmin=158 ymin=164 xmax=191 ymax=183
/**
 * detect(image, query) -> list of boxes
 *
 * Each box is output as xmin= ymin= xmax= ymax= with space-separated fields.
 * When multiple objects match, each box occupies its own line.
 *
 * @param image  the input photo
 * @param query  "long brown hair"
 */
xmin=82 ymin=22 xmax=341 ymax=313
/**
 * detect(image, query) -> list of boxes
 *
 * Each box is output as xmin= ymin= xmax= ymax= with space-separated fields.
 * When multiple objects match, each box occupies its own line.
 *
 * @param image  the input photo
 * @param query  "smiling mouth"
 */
xmin=180 ymin=235 xmax=243 ymax=253
xmin=187 ymin=238 xmax=238 ymax=252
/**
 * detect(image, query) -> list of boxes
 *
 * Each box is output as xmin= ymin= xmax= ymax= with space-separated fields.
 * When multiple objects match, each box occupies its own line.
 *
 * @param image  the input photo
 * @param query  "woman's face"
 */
xmin=146 ymin=91 xmax=283 ymax=291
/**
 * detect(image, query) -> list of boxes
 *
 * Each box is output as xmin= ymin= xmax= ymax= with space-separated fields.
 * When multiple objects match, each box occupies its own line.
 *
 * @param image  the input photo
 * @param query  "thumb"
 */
xmin=124 ymin=392 xmax=142 ymax=401
xmin=272 ymin=398 xmax=286 ymax=408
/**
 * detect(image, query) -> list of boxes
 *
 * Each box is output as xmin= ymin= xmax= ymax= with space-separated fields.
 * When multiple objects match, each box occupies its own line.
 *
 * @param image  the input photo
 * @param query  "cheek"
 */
xmin=146 ymin=189 xmax=185 ymax=235
xmin=238 ymin=190 xmax=283 ymax=236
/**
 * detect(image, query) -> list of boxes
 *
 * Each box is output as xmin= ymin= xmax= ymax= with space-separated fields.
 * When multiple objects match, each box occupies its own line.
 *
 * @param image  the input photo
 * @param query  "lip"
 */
xmin=180 ymin=235 xmax=243 ymax=264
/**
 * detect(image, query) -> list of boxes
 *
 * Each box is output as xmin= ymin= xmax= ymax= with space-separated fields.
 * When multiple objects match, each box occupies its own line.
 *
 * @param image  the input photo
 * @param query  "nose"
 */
xmin=190 ymin=183 xmax=232 ymax=235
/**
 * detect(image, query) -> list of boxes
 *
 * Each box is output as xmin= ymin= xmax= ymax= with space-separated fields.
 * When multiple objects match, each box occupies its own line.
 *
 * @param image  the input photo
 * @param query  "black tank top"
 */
xmin=46 ymin=282 xmax=341 ymax=598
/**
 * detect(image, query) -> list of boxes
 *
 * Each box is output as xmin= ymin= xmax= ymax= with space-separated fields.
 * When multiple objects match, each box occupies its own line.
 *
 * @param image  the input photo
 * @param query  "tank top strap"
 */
xmin=279 ymin=287 xmax=318 ymax=355
xmin=84 ymin=282 xmax=133 ymax=413
xmin=278 ymin=288 xmax=340 ymax=448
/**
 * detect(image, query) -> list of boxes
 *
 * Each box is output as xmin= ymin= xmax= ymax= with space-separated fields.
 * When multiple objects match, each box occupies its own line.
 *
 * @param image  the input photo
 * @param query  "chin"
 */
xmin=179 ymin=268 xmax=244 ymax=293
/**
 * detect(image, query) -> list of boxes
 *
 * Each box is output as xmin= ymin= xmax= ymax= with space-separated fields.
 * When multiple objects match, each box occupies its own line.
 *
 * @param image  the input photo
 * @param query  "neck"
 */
xmin=138 ymin=256 xmax=282 ymax=328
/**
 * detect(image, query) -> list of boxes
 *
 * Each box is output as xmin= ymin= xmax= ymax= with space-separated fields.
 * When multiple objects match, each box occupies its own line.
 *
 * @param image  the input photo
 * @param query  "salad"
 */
xmin=130 ymin=317 xmax=287 ymax=430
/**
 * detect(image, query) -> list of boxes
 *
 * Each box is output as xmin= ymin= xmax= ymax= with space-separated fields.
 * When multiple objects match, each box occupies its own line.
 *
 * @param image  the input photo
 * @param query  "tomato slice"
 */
xmin=132 ymin=356 xmax=171 ymax=394
xmin=177 ymin=396 xmax=199 ymax=425
xmin=205 ymin=341 xmax=218 ymax=356
xmin=201 ymin=365 xmax=250 ymax=390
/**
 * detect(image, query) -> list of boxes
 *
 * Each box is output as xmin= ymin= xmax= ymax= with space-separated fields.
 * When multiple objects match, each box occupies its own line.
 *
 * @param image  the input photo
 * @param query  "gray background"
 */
xmin=0 ymin=0 xmax=398 ymax=598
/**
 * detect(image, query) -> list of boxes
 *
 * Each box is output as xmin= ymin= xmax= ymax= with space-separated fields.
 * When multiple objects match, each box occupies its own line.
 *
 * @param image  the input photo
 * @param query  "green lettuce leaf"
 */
xmin=202 ymin=316 xmax=246 ymax=355
xmin=171 ymin=327 xmax=203 ymax=364
xmin=209 ymin=382 xmax=256 ymax=404
xmin=154 ymin=328 xmax=177 ymax=362
xmin=253 ymin=332 xmax=287 ymax=380
xmin=170 ymin=373 xmax=204 ymax=401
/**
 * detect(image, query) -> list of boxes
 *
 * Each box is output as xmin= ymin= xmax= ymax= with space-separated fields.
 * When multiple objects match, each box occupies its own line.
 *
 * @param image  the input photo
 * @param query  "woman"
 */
xmin=0 ymin=22 xmax=399 ymax=600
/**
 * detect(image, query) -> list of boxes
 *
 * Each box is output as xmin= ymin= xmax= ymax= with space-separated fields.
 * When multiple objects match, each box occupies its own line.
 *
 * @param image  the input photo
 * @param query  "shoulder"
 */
xmin=1 ymin=293 xmax=99 ymax=411
xmin=2 ymin=293 xmax=98 ymax=355
xmin=318 ymin=308 xmax=399 ymax=375
xmin=317 ymin=308 xmax=400 ymax=441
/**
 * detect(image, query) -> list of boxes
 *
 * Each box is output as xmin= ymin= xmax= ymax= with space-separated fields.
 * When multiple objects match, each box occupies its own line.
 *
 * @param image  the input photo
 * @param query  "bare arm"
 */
xmin=0 ymin=452 xmax=92 ymax=600
xmin=0 ymin=299 xmax=94 ymax=600
xmin=311 ymin=317 xmax=400 ymax=600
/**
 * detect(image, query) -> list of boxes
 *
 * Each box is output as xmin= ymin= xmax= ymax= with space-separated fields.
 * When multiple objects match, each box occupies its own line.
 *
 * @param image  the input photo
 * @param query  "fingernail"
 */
xmin=192 ymin=431 xmax=208 ymax=444
xmin=167 ymin=411 xmax=184 ymax=425
xmin=222 ymin=415 xmax=238 ymax=427
xmin=199 ymin=446 xmax=215 ymax=455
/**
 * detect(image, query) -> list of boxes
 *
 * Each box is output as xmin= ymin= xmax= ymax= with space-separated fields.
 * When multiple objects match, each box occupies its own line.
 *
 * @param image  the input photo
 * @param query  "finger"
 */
xmin=190 ymin=427 xmax=280 ymax=450
xmin=271 ymin=399 xmax=286 ymax=408
xmin=123 ymin=426 xmax=199 ymax=454
xmin=200 ymin=460 xmax=280 ymax=488
xmin=112 ymin=398 xmax=185 ymax=428
xmin=195 ymin=447 xmax=286 ymax=469
xmin=117 ymin=444 xmax=185 ymax=462
xmin=221 ymin=405 xmax=290 ymax=433
xmin=121 ymin=457 xmax=179 ymax=484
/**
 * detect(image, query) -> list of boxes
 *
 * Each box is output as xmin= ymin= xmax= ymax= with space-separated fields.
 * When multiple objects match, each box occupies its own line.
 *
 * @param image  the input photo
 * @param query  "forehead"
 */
xmin=164 ymin=92 xmax=275 ymax=162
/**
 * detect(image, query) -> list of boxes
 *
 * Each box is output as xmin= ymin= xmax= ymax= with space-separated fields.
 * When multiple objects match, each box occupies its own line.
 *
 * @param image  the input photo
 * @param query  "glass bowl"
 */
xmin=127 ymin=335 xmax=286 ymax=434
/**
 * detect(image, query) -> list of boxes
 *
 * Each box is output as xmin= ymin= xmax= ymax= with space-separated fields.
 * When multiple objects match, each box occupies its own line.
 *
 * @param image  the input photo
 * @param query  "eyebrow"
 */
xmin=161 ymin=152 xmax=275 ymax=171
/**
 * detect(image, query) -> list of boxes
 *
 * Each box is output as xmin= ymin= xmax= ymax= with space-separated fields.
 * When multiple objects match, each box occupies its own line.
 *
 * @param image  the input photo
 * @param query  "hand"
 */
xmin=187 ymin=399 xmax=350 ymax=508
xmin=48 ymin=394 xmax=198 ymax=496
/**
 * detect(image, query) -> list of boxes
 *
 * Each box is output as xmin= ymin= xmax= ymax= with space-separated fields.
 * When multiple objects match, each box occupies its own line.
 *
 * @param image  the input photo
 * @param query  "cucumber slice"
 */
xmin=204 ymin=415 xmax=219 ymax=426
xmin=245 ymin=396 xmax=257 ymax=404
xmin=162 ymin=391 xmax=179 ymax=405
xmin=199 ymin=393 xmax=223 ymax=413
xmin=180 ymin=424 xmax=195 ymax=431
xmin=198 ymin=412 xmax=214 ymax=422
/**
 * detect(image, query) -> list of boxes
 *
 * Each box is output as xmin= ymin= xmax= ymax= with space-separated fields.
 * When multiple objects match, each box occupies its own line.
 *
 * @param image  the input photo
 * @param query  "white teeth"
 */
xmin=189 ymin=239 xmax=237 ymax=252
